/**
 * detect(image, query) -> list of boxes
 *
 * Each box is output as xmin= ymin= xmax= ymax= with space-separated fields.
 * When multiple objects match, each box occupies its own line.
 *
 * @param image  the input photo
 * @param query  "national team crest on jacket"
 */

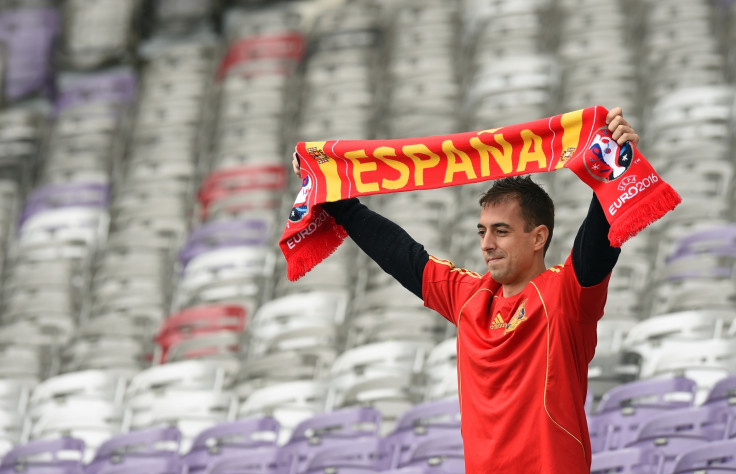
xmin=583 ymin=127 xmax=633 ymax=183
xmin=504 ymin=299 xmax=528 ymax=334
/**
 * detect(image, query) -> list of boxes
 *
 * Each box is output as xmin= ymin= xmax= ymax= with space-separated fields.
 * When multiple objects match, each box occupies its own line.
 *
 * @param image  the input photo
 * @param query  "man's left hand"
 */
xmin=606 ymin=106 xmax=639 ymax=147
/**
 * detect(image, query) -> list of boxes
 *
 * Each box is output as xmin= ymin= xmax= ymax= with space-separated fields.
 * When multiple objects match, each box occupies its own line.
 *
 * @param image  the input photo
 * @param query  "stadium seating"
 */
xmin=625 ymin=406 xmax=726 ymax=473
xmin=277 ymin=406 xmax=382 ymax=473
xmin=588 ymin=376 xmax=698 ymax=452
xmin=0 ymin=0 xmax=734 ymax=473
xmin=380 ymin=398 xmax=461 ymax=470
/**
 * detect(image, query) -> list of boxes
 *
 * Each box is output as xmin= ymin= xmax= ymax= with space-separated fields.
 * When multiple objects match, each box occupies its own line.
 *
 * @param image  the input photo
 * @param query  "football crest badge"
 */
xmin=583 ymin=127 xmax=633 ymax=182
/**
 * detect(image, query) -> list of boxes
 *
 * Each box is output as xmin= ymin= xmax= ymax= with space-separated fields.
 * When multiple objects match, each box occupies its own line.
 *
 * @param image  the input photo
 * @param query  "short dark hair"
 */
xmin=478 ymin=175 xmax=555 ymax=254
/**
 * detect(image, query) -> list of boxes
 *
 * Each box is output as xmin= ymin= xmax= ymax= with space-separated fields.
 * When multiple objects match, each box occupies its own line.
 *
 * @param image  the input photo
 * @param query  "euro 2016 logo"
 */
xmin=583 ymin=127 xmax=633 ymax=182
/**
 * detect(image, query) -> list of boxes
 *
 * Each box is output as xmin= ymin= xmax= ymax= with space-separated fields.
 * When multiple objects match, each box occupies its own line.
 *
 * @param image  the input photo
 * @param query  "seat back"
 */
xmin=380 ymin=399 xmax=461 ymax=469
xmin=398 ymin=430 xmax=464 ymax=470
xmin=590 ymin=377 xmax=697 ymax=451
xmin=205 ymin=446 xmax=281 ymax=474
xmin=86 ymin=426 xmax=182 ymax=474
xmin=301 ymin=437 xmax=382 ymax=474
xmin=0 ymin=437 xmax=85 ymax=474
xmin=183 ymin=417 xmax=279 ymax=474
xmin=590 ymin=447 xmax=658 ymax=474
xmin=94 ymin=456 xmax=185 ymax=474
xmin=278 ymin=407 xmax=382 ymax=474
xmin=671 ymin=439 xmax=736 ymax=473
xmin=626 ymin=405 xmax=724 ymax=473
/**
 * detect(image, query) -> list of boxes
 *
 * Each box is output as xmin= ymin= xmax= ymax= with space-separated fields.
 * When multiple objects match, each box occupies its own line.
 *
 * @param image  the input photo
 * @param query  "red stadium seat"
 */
xmin=154 ymin=304 xmax=246 ymax=364
xmin=196 ymin=164 xmax=287 ymax=221
xmin=216 ymin=33 xmax=306 ymax=80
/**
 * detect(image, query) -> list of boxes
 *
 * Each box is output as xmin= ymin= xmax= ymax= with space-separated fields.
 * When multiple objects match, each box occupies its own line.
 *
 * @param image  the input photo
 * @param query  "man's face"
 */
xmin=477 ymin=199 xmax=547 ymax=292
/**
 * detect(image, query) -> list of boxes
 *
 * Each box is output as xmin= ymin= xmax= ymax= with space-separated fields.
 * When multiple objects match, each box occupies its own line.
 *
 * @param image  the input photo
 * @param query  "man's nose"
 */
xmin=481 ymin=233 xmax=495 ymax=251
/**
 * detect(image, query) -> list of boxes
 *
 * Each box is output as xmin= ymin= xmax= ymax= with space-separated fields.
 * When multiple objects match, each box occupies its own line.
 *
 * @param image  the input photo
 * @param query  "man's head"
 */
xmin=476 ymin=176 xmax=555 ymax=294
xmin=478 ymin=175 xmax=555 ymax=254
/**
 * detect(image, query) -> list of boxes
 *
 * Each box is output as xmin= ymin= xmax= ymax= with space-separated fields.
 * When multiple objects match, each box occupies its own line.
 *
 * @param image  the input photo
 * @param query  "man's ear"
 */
xmin=533 ymin=225 xmax=549 ymax=252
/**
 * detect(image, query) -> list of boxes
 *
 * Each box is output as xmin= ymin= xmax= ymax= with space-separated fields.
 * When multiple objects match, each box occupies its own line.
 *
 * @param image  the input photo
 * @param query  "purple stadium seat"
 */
xmin=24 ymin=182 xmax=109 ymax=206
xmin=94 ymin=456 xmax=185 ymax=474
xmin=671 ymin=439 xmax=736 ymax=473
xmin=589 ymin=377 xmax=697 ymax=451
xmin=19 ymin=183 xmax=109 ymax=225
xmin=703 ymin=373 xmax=736 ymax=437
xmin=631 ymin=405 xmax=729 ymax=444
xmin=391 ymin=398 xmax=461 ymax=433
xmin=590 ymin=447 xmax=658 ymax=474
xmin=277 ymin=407 xmax=382 ymax=474
xmin=666 ymin=225 xmax=736 ymax=262
xmin=204 ymin=446 xmax=281 ymax=474
xmin=379 ymin=468 xmax=446 ymax=474
xmin=380 ymin=398 xmax=461 ymax=469
xmin=178 ymin=219 xmax=272 ymax=268
xmin=85 ymin=426 xmax=182 ymax=474
xmin=396 ymin=430 xmax=463 ymax=471
xmin=588 ymin=413 xmax=609 ymax=453
xmin=55 ymin=69 xmax=137 ymax=114
xmin=183 ymin=417 xmax=280 ymax=474
xmin=300 ymin=437 xmax=382 ymax=474
xmin=0 ymin=8 xmax=59 ymax=101
xmin=625 ymin=405 xmax=722 ymax=473
xmin=0 ymin=437 xmax=85 ymax=474
xmin=704 ymin=373 xmax=736 ymax=405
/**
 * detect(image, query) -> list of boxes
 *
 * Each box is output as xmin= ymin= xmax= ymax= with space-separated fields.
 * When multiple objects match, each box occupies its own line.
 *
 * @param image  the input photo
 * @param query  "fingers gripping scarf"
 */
xmin=280 ymin=106 xmax=681 ymax=281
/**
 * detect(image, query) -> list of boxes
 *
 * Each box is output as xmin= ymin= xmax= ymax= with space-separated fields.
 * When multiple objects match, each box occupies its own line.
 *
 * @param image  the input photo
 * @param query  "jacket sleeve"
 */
xmin=571 ymin=194 xmax=621 ymax=287
xmin=321 ymin=199 xmax=429 ymax=299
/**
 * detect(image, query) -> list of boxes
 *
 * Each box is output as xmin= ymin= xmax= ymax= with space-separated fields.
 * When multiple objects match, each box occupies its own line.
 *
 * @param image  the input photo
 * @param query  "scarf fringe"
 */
xmin=286 ymin=220 xmax=348 ymax=281
xmin=607 ymin=183 xmax=682 ymax=248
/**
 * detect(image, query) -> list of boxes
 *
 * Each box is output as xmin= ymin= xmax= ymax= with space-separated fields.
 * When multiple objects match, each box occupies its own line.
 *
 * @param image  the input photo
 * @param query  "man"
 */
xmin=291 ymin=108 xmax=638 ymax=472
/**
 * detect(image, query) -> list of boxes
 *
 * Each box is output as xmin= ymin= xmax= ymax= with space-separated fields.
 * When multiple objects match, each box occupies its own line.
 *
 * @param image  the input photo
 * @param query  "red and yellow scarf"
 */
xmin=280 ymin=106 xmax=681 ymax=281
